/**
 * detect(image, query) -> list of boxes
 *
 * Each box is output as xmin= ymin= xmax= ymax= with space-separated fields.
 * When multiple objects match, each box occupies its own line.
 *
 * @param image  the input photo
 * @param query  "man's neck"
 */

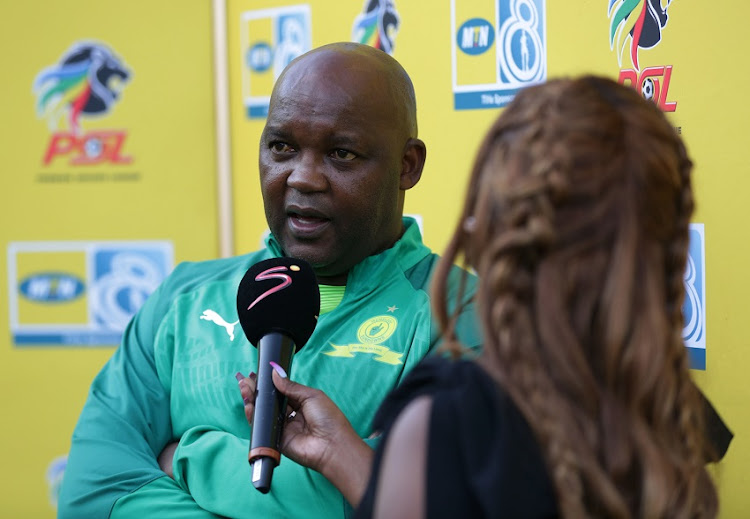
xmin=315 ymin=273 xmax=347 ymax=286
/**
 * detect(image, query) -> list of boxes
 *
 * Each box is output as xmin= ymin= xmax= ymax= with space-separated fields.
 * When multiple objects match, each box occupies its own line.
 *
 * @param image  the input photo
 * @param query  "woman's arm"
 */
xmin=239 ymin=369 xmax=375 ymax=507
xmin=372 ymin=395 xmax=432 ymax=519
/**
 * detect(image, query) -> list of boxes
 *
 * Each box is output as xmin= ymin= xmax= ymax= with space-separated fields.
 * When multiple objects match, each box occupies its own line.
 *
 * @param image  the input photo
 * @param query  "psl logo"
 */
xmin=608 ymin=0 xmax=677 ymax=111
xmin=33 ymin=41 xmax=132 ymax=165
xmin=352 ymin=0 xmax=400 ymax=55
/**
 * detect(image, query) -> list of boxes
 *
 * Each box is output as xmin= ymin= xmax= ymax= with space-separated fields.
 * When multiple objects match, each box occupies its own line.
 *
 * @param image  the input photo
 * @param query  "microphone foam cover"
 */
xmin=236 ymin=257 xmax=320 ymax=349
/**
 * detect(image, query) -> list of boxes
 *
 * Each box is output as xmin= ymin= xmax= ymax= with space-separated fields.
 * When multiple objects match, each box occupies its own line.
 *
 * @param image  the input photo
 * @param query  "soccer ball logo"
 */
xmin=641 ymin=77 xmax=655 ymax=100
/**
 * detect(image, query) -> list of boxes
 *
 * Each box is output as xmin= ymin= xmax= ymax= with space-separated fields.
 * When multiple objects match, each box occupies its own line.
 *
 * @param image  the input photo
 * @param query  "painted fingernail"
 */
xmin=235 ymin=372 xmax=244 ymax=383
xmin=269 ymin=361 xmax=287 ymax=378
xmin=243 ymin=397 xmax=251 ymax=405
xmin=249 ymin=372 xmax=256 ymax=380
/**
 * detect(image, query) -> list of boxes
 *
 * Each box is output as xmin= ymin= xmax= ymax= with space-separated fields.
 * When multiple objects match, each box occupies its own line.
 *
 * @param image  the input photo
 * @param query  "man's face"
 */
xmin=259 ymin=53 xmax=407 ymax=283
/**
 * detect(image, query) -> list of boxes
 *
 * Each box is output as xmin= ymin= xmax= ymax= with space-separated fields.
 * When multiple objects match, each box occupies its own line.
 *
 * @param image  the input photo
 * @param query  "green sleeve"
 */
xmin=430 ymin=265 xmax=482 ymax=356
xmin=57 ymin=279 xmax=189 ymax=518
xmin=172 ymin=426 xmax=359 ymax=518
xmin=111 ymin=477 xmax=221 ymax=518
xmin=171 ymin=426 xmax=250 ymax=515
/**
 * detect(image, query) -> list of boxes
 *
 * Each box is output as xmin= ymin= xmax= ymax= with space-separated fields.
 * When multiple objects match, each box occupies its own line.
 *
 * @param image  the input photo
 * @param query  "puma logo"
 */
xmin=200 ymin=309 xmax=239 ymax=341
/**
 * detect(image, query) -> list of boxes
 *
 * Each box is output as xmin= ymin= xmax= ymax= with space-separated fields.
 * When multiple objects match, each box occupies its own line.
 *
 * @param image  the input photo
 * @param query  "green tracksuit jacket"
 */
xmin=58 ymin=218 xmax=480 ymax=518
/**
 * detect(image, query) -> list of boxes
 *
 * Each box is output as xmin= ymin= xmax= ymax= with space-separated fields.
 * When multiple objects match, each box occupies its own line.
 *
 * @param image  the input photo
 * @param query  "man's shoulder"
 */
xmin=161 ymin=249 xmax=272 ymax=296
xmin=403 ymin=253 xmax=477 ymax=295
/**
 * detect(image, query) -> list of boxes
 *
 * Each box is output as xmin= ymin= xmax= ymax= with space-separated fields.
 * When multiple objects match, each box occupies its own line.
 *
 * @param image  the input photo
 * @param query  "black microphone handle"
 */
xmin=249 ymin=332 xmax=296 ymax=493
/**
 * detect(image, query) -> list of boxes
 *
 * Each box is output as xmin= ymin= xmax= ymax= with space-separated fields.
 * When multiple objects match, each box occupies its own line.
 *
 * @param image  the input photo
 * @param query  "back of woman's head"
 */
xmin=435 ymin=76 xmax=717 ymax=518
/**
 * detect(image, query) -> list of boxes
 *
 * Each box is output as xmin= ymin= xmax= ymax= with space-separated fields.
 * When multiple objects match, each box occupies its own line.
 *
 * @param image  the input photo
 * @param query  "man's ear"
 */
xmin=400 ymin=138 xmax=426 ymax=190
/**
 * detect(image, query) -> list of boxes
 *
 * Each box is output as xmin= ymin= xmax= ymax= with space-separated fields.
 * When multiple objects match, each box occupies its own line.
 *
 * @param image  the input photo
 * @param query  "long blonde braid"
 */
xmin=433 ymin=76 xmax=718 ymax=518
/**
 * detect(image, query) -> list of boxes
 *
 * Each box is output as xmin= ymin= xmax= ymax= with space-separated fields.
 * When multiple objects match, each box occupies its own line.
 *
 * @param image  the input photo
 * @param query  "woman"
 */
xmin=241 ymin=76 xmax=720 ymax=518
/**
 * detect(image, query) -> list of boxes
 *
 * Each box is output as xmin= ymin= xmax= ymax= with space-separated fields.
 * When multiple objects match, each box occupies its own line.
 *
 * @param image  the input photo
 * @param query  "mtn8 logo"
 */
xmin=498 ymin=0 xmax=546 ymax=84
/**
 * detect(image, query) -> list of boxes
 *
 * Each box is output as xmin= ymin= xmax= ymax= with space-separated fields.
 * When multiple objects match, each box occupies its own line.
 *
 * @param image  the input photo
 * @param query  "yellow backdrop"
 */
xmin=1 ymin=1 xmax=218 ymax=516
xmin=1 ymin=0 xmax=747 ymax=516
xmin=227 ymin=1 xmax=749 ymax=517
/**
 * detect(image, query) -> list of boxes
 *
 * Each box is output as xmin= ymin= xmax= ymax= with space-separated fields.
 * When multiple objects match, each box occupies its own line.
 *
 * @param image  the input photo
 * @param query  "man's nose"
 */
xmin=286 ymin=152 xmax=328 ymax=193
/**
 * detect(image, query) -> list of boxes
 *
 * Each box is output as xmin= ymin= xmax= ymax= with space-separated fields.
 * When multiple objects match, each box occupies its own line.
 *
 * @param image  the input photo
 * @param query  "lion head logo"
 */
xmin=352 ymin=0 xmax=401 ymax=55
xmin=33 ymin=42 xmax=130 ymax=134
xmin=609 ymin=0 xmax=673 ymax=71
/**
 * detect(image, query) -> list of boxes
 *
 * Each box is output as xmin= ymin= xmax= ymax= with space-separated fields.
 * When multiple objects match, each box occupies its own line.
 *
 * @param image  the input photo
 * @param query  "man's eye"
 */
xmin=332 ymin=149 xmax=356 ymax=161
xmin=271 ymin=142 xmax=294 ymax=153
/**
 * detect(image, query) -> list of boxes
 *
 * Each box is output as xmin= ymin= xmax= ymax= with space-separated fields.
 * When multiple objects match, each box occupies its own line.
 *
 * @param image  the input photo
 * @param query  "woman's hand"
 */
xmin=237 ymin=367 xmax=373 ymax=506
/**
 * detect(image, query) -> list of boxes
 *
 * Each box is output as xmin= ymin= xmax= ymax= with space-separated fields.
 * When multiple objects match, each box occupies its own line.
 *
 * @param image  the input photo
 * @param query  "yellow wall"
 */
xmin=1 ymin=1 xmax=218 ymax=516
xmin=1 ymin=0 xmax=747 ymax=516
xmin=227 ymin=1 xmax=749 ymax=516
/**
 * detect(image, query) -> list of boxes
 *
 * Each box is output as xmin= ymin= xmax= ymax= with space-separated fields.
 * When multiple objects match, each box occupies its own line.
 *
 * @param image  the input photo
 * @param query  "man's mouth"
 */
xmin=286 ymin=209 xmax=330 ymax=237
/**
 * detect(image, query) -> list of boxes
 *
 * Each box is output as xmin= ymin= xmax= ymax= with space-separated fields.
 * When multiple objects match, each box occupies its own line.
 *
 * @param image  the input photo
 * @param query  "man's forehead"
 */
xmin=265 ymin=45 xmax=410 ymax=137
xmin=277 ymin=54 xmax=383 ymax=96
xmin=270 ymin=67 xmax=391 ymax=120
xmin=263 ymin=89 xmax=400 ymax=152
xmin=274 ymin=72 xmax=357 ymax=106
xmin=287 ymin=45 xmax=387 ymax=74
xmin=265 ymin=93 xmax=375 ymax=137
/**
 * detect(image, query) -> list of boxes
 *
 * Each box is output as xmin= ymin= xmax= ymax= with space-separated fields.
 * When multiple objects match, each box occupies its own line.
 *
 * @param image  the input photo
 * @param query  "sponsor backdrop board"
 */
xmin=227 ymin=0 xmax=706 ymax=367
xmin=1 ymin=1 xmax=218 ymax=516
xmin=227 ymin=0 xmax=748 ymax=515
xmin=1 ymin=0 xmax=747 ymax=516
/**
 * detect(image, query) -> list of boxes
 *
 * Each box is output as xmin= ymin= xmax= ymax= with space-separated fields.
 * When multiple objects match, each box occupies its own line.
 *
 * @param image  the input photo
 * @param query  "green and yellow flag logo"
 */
xmin=324 ymin=315 xmax=403 ymax=365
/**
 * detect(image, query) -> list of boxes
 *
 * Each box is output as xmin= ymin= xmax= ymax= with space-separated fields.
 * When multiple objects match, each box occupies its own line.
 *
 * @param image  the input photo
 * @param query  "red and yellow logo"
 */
xmin=608 ymin=0 xmax=677 ymax=112
xmin=33 ymin=41 xmax=132 ymax=166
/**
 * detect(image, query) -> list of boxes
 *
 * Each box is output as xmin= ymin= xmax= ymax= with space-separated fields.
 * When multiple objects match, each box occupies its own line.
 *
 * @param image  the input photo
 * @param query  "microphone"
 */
xmin=236 ymin=257 xmax=320 ymax=493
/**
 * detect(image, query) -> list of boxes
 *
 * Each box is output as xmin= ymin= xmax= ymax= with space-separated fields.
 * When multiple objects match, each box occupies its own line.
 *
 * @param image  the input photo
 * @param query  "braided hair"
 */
xmin=433 ymin=76 xmax=717 ymax=518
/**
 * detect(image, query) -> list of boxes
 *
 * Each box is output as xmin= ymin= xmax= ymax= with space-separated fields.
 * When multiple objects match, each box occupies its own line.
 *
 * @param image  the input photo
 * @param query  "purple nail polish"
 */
xmin=235 ymin=372 xmax=244 ymax=383
xmin=243 ymin=397 xmax=251 ymax=405
xmin=269 ymin=361 xmax=288 ymax=378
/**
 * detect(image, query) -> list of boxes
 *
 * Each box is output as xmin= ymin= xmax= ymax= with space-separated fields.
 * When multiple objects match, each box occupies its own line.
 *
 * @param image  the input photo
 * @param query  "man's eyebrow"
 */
xmin=329 ymin=132 xmax=368 ymax=147
xmin=261 ymin=126 xmax=290 ymax=139
xmin=330 ymin=135 xmax=360 ymax=147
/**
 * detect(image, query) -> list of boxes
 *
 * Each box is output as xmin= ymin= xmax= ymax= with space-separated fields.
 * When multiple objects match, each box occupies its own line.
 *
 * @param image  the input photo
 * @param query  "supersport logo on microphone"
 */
xmin=246 ymin=264 xmax=301 ymax=310
xmin=237 ymin=257 xmax=319 ymax=348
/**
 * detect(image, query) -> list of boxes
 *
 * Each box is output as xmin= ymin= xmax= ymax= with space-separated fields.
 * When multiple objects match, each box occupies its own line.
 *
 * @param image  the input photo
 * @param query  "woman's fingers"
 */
xmin=236 ymin=371 xmax=257 ymax=423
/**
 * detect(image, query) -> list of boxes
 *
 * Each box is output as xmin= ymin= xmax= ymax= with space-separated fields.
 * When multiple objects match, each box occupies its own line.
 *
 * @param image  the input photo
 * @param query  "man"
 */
xmin=58 ymin=42 xmax=480 ymax=518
